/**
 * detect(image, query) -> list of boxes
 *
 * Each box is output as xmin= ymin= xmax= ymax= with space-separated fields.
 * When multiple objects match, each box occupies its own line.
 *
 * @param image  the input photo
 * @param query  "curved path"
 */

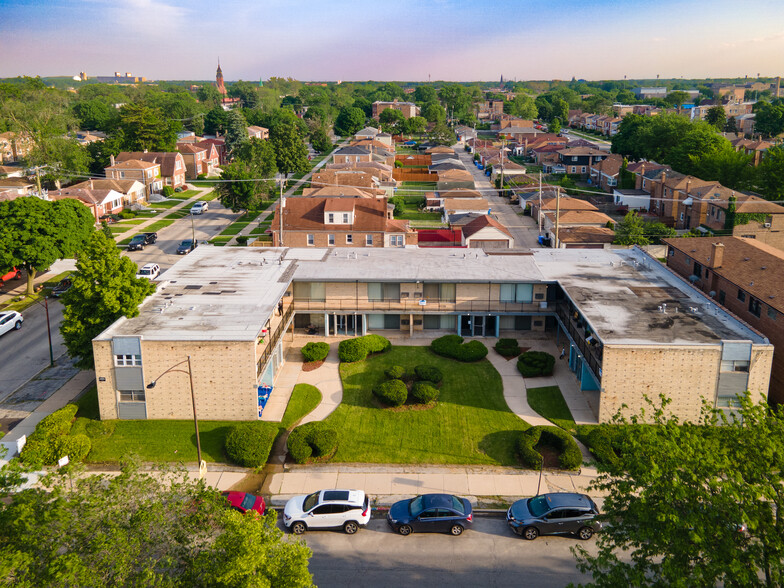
xmin=297 ymin=346 xmax=342 ymax=425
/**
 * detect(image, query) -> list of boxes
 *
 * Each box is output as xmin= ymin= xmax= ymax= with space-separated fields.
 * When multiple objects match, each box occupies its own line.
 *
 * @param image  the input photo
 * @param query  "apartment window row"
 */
xmin=307 ymin=234 xmax=374 ymax=246
xmin=500 ymin=283 xmax=534 ymax=304
xmin=118 ymin=390 xmax=146 ymax=402
xmin=423 ymin=283 xmax=456 ymax=302
xmin=293 ymin=281 xmax=326 ymax=302
xmin=114 ymin=354 xmax=141 ymax=366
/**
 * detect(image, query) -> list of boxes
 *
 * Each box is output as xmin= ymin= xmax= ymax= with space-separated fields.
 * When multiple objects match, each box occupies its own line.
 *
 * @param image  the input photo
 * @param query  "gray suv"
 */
xmin=506 ymin=492 xmax=602 ymax=540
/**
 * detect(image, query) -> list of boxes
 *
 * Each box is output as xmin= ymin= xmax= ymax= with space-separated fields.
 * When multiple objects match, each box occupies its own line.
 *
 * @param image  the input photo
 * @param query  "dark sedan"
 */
xmin=176 ymin=239 xmax=197 ymax=255
xmin=387 ymin=493 xmax=473 ymax=536
xmin=222 ymin=491 xmax=266 ymax=515
xmin=507 ymin=492 xmax=602 ymax=540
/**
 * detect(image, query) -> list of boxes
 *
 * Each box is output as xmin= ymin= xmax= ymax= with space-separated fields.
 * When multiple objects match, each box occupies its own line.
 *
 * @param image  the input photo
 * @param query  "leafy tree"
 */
xmin=667 ymin=123 xmax=729 ymax=174
xmin=705 ymin=105 xmax=726 ymax=131
xmin=333 ymin=106 xmax=366 ymax=137
xmin=203 ymin=106 xmax=229 ymax=136
xmin=612 ymin=211 xmax=649 ymax=245
xmin=28 ymin=137 xmax=91 ymax=188
xmin=421 ymin=101 xmax=446 ymax=123
xmin=196 ymin=84 xmax=223 ymax=108
xmin=548 ymin=118 xmax=562 ymax=135
xmin=413 ymin=86 xmax=438 ymax=104
xmin=724 ymin=116 xmax=738 ymax=134
xmin=116 ymin=103 xmax=178 ymax=152
xmin=60 ymin=231 xmax=155 ymax=369
xmin=428 ymin=122 xmax=455 ymax=146
xmin=0 ymin=197 xmax=95 ymax=295
xmin=72 ymin=98 xmax=119 ymax=132
xmin=438 ymin=84 xmax=472 ymax=120
xmin=270 ymin=120 xmax=309 ymax=178
xmin=85 ymin=133 xmax=123 ymax=175
xmin=755 ymin=145 xmax=784 ymax=201
xmin=228 ymin=80 xmax=260 ymax=109
xmin=403 ymin=116 xmax=427 ymax=136
xmin=351 ymin=96 xmax=372 ymax=117
xmin=310 ymin=127 xmax=332 ymax=154
xmin=688 ymin=143 xmax=754 ymax=190
xmin=0 ymin=460 xmax=313 ymax=586
xmin=505 ymin=94 xmax=538 ymax=119
xmin=664 ymin=90 xmax=690 ymax=108
xmin=753 ymin=99 xmax=784 ymax=138
xmin=217 ymin=161 xmax=266 ymax=212
xmin=573 ymin=394 xmax=784 ymax=588
xmin=235 ymin=137 xmax=278 ymax=181
xmin=222 ymin=109 xmax=249 ymax=159
xmin=303 ymin=106 xmax=327 ymax=125
xmin=379 ymin=108 xmax=405 ymax=133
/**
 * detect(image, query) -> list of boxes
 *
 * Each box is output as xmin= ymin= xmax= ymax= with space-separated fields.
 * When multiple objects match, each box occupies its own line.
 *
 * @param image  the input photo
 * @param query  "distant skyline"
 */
xmin=2 ymin=0 xmax=784 ymax=82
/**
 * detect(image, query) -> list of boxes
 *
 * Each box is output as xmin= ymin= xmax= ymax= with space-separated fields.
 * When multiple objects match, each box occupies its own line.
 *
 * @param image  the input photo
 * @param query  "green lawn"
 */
xmin=164 ymin=209 xmax=191 ymax=220
xmin=218 ymin=222 xmax=251 ymax=236
xmin=108 ymin=225 xmax=133 ymax=234
xmin=398 ymin=211 xmax=442 ymax=221
xmin=199 ymin=191 xmax=219 ymax=201
xmin=326 ymin=346 xmax=531 ymax=465
xmin=147 ymin=200 xmax=182 ymax=209
xmin=143 ymin=219 xmax=176 ymax=232
xmin=526 ymin=386 xmax=576 ymax=433
xmin=118 ymin=237 xmax=133 ymax=246
xmin=281 ymin=384 xmax=322 ymax=430
xmin=1 ymin=271 xmax=73 ymax=312
xmin=177 ymin=189 xmax=200 ymax=198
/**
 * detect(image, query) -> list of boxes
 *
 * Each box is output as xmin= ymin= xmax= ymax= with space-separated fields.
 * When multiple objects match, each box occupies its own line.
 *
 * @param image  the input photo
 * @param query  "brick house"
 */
xmin=460 ymin=215 xmax=513 ymax=248
xmin=270 ymin=197 xmax=417 ymax=248
xmin=70 ymin=178 xmax=146 ymax=206
xmin=247 ymin=126 xmax=269 ymax=140
xmin=310 ymin=169 xmax=387 ymax=197
xmin=176 ymin=142 xmax=220 ymax=179
xmin=48 ymin=188 xmax=125 ymax=221
xmin=664 ymin=236 xmax=784 ymax=403
xmin=197 ymin=138 xmax=227 ymax=165
xmin=702 ymin=190 xmax=784 ymax=251
xmin=333 ymin=146 xmax=372 ymax=164
xmin=105 ymin=159 xmax=162 ymax=197
xmin=557 ymin=147 xmax=608 ymax=177
xmin=371 ymin=100 xmax=420 ymax=119
xmin=588 ymin=153 xmax=623 ymax=191
xmin=0 ymin=132 xmax=34 ymax=164
xmin=115 ymin=152 xmax=187 ymax=190
xmin=477 ymin=100 xmax=505 ymax=120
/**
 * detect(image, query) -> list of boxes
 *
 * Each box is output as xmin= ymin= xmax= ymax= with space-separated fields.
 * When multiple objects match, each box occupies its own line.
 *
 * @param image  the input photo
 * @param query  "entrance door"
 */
xmin=473 ymin=315 xmax=485 ymax=337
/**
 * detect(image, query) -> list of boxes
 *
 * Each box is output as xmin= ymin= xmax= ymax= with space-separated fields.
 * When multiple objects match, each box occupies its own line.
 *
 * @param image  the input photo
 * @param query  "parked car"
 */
xmin=506 ymin=492 xmax=602 ymax=540
xmin=135 ymin=263 xmax=160 ymax=280
xmin=0 ymin=267 xmax=22 ymax=284
xmin=190 ymin=201 xmax=208 ymax=215
xmin=0 ymin=311 xmax=23 ymax=336
xmin=222 ymin=491 xmax=266 ymax=515
xmin=387 ymin=493 xmax=473 ymax=536
xmin=51 ymin=276 xmax=74 ymax=298
xmin=283 ymin=489 xmax=371 ymax=535
xmin=176 ymin=240 xmax=197 ymax=255
xmin=142 ymin=232 xmax=158 ymax=245
xmin=127 ymin=232 xmax=157 ymax=251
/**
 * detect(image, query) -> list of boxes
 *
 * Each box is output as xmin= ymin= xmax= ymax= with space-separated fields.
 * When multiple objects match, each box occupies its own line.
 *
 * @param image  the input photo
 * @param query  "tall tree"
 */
xmin=379 ymin=108 xmax=405 ymax=133
xmin=755 ymin=146 xmax=784 ymax=201
xmin=413 ymin=86 xmax=438 ymax=104
xmin=612 ymin=211 xmax=649 ymax=246
xmin=270 ymin=120 xmax=309 ymax=178
xmin=664 ymin=90 xmax=690 ymax=108
xmin=60 ymin=231 xmax=155 ymax=369
xmin=203 ymin=106 xmax=229 ymax=136
xmin=753 ymin=99 xmax=784 ymax=138
xmin=0 ymin=197 xmax=95 ymax=295
xmin=505 ymin=94 xmax=538 ymax=119
xmin=421 ymin=102 xmax=446 ymax=123
xmin=705 ymin=105 xmax=727 ymax=131
xmin=573 ymin=394 xmax=784 ymax=588
xmin=688 ymin=143 xmax=755 ymax=190
xmin=216 ymin=161 xmax=265 ymax=212
xmin=428 ymin=122 xmax=455 ymax=146
xmin=0 ymin=461 xmax=314 ymax=586
xmin=309 ymin=127 xmax=332 ymax=154
xmin=334 ymin=106 xmax=366 ymax=137
xmin=116 ymin=103 xmax=178 ymax=152
xmin=222 ymin=110 xmax=249 ymax=160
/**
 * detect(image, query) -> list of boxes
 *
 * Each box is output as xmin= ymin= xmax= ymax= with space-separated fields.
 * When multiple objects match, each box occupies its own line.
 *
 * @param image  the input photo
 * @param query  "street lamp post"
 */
xmin=43 ymin=295 xmax=53 ymax=367
xmin=190 ymin=210 xmax=196 ymax=245
xmin=147 ymin=356 xmax=204 ymax=476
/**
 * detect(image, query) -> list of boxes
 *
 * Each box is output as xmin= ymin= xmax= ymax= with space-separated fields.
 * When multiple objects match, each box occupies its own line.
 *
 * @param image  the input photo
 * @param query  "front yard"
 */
xmin=324 ymin=346 xmax=531 ymax=465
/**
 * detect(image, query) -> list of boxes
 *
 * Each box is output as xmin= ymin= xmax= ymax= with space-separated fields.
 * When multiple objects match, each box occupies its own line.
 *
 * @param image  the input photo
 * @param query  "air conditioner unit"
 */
xmin=764 ymin=222 xmax=771 ymax=228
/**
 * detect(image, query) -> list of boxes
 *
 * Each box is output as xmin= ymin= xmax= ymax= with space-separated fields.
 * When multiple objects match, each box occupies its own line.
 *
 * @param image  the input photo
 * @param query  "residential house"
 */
xmin=354 ymin=127 xmax=380 ymax=141
xmin=634 ymin=87 xmax=668 ymax=99
xmin=461 ymin=215 xmax=513 ymax=248
xmin=664 ymin=237 xmax=784 ymax=403
xmin=731 ymin=138 xmax=771 ymax=166
xmin=74 ymin=130 xmax=107 ymax=146
xmin=105 ymin=159 xmax=162 ymax=197
xmin=442 ymin=198 xmax=491 ymax=220
xmin=530 ymin=195 xmax=602 ymax=227
xmin=558 ymin=147 xmax=609 ymax=177
xmin=0 ymin=177 xmax=35 ymax=197
xmin=477 ymin=100 xmax=504 ymax=120
xmin=70 ymin=178 xmax=146 ymax=206
xmin=589 ymin=153 xmax=623 ymax=191
xmin=702 ymin=190 xmax=784 ymax=251
xmin=555 ymin=226 xmax=616 ymax=249
xmin=436 ymin=168 xmax=476 ymax=191
xmin=270 ymin=197 xmax=416 ymax=248
xmin=425 ymin=189 xmax=483 ymax=210
xmin=0 ymin=132 xmax=34 ymax=164
xmin=613 ymin=188 xmax=652 ymax=211
xmin=311 ymin=169 xmax=388 ymax=197
xmin=301 ymin=186 xmax=378 ymax=199
xmin=736 ymin=113 xmax=756 ymax=136
xmin=115 ymin=152 xmax=187 ymax=190
xmin=197 ymin=138 xmax=227 ymax=165
xmin=542 ymin=210 xmax=615 ymax=248
xmin=247 ymin=126 xmax=269 ymax=140
xmin=333 ymin=146 xmax=372 ymax=165
xmin=325 ymin=161 xmax=395 ymax=183
xmin=176 ymin=142 xmax=220 ymax=179
xmin=48 ymin=188 xmax=125 ymax=221
xmin=372 ymin=100 xmax=420 ymax=119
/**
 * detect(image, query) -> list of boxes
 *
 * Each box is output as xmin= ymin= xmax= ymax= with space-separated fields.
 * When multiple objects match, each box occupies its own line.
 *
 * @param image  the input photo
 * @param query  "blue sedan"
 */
xmin=387 ymin=493 xmax=473 ymax=536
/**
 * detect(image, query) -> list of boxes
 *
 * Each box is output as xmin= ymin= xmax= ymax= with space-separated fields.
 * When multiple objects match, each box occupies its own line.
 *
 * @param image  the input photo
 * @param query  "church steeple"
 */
xmin=215 ymin=60 xmax=227 ymax=96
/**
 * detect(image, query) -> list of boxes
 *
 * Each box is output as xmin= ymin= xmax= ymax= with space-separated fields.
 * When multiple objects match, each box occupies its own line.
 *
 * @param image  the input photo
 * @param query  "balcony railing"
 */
xmin=292 ymin=299 xmax=547 ymax=313
xmin=555 ymin=303 xmax=603 ymax=378
xmin=256 ymin=303 xmax=293 ymax=377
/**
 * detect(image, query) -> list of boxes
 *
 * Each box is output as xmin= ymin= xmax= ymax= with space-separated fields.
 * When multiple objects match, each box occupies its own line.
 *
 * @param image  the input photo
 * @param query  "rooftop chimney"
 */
xmin=709 ymin=242 xmax=725 ymax=269
xmin=110 ymin=154 xmax=115 ymax=166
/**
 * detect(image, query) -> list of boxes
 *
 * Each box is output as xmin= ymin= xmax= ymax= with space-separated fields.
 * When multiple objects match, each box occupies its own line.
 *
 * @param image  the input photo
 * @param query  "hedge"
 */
xmin=19 ymin=405 xmax=87 ymax=467
xmin=36 ymin=404 xmax=78 ymax=438
xmin=162 ymin=186 xmax=174 ymax=197
xmin=224 ymin=422 xmax=279 ymax=467
xmin=495 ymin=338 xmax=522 ymax=358
xmin=430 ymin=335 xmax=488 ymax=362
xmin=385 ymin=365 xmax=407 ymax=380
xmin=586 ymin=426 xmax=621 ymax=466
xmin=301 ymin=341 xmax=330 ymax=363
xmin=338 ymin=335 xmax=391 ymax=363
xmin=373 ymin=379 xmax=408 ymax=407
xmin=57 ymin=434 xmax=92 ymax=463
xmin=517 ymin=426 xmax=582 ymax=470
xmin=287 ymin=421 xmax=339 ymax=464
xmin=410 ymin=381 xmax=439 ymax=404
xmin=414 ymin=365 xmax=443 ymax=384
xmin=517 ymin=351 xmax=555 ymax=377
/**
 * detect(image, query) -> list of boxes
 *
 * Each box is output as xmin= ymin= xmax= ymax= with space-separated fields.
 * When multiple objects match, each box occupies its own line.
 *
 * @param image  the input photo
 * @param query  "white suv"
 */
xmin=190 ymin=201 xmax=208 ymax=215
xmin=136 ymin=263 xmax=160 ymax=280
xmin=283 ymin=489 xmax=371 ymax=535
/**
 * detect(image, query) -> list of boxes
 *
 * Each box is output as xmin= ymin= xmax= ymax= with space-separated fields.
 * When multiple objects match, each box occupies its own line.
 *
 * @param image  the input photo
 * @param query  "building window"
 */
xmin=114 ymin=354 xmax=141 ymax=367
xmin=720 ymin=360 xmax=749 ymax=373
xmin=571 ymin=156 xmax=578 ymax=162
xmin=737 ymin=289 xmax=746 ymax=302
xmin=343 ymin=213 xmax=350 ymax=223
xmin=679 ymin=213 xmax=684 ymax=221
xmin=749 ymin=297 xmax=761 ymax=318
xmin=365 ymin=234 xmax=373 ymax=246
xmin=118 ymin=390 xmax=146 ymax=402
xmin=500 ymin=283 xmax=534 ymax=303
xmin=390 ymin=235 xmax=403 ymax=247
xmin=581 ymin=166 xmax=586 ymax=173
xmin=693 ymin=262 xmax=702 ymax=278
xmin=423 ymin=283 xmax=456 ymax=302
xmin=367 ymin=282 xmax=400 ymax=302
xmin=346 ymin=234 xmax=353 ymax=244
xmin=306 ymin=234 xmax=314 ymax=246
xmin=328 ymin=234 xmax=335 ymax=246
xmin=718 ymin=290 xmax=726 ymax=304
xmin=328 ymin=213 xmax=334 ymax=223
xmin=293 ymin=282 xmax=326 ymax=302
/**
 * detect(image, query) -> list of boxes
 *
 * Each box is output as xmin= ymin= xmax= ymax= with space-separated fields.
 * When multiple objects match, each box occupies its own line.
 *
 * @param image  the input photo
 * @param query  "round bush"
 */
xmin=410 ymin=381 xmax=439 ymax=404
xmin=517 ymin=351 xmax=555 ymax=377
xmin=162 ymin=186 xmax=174 ymax=198
xmin=225 ymin=422 xmax=279 ymax=468
xmin=338 ymin=338 xmax=367 ymax=363
xmin=373 ymin=379 xmax=408 ymax=407
xmin=494 ymin=338 xmax=522 ymax=358
xmin=363 ymin=334 xmax=391 ymax=354
xmin=37 ymin=404 xmax=78 ymax=438
xmin=414 ymin=365 xmax=443 ymax=384
xmin=455 ymin=340 xmax=488 ymax=362
xmin=385 ymin=365 xmax=406 ymax=380
xmin=587 ymin=426 xmax=620 ymax=466
xmin=301 ymin=341 xmax=329 ymax=363
xmin=19 ymin=436 xmax=57 ymax=467
xmin=56 ymin=434 xmax=92 ymax=463
xmin=236 ymin=235 xmax=249 ymax=245
xmin=517 ymin=426 xmax=582 ymax=470
xmin=287 ymin=422 xmax=339 ymax=464
xmin=431 ymin=335 xmax=488 ymax=362
xmin=431 ymin=334 xmax=464 ymax=356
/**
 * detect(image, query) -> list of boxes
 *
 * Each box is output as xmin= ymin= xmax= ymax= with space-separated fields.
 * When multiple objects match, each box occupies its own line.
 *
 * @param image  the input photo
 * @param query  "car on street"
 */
xmin=176 ymin=240 xmax=197 ymax=255
xmin=51 ymin=276 xmax=74 ymax=297
xmin=283 ymin=489 xmax=371 ymax=535
xmin=222 ymin=491 xmax=266 ymax=515
xmin=387 ymin=493 xmax=473 ymax=536
xmin=127 ymin=232 xmax=157 ymax=251
xmin=0 ymin=311 xmax=23 ymax=336
xmin=135 ymin=263 xmax=160 ymax=280
xmin=190 ymin=201 xmax=208 ymax=215
xmin=0 ymin=267 xmax=22 ymax=284
xmin=506 ymin=492 xmax=602 ymax=540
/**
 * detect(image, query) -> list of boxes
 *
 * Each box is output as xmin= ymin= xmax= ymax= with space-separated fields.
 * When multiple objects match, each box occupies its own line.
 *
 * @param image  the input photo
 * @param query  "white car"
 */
xmin=136 ymin=263 xmax=160 ymax=280
xmin=190 ymin=201 xmax=208 ymax=215
xmin=0 ymin=311 xmax=23 ymax=336
xmin=283 ymin=489 xmax=371 ymax=535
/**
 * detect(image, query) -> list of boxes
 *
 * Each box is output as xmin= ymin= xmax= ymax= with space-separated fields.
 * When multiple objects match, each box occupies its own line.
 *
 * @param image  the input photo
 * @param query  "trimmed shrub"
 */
xmin=236 ymin=235 xmax=248 ymax=245
xmin=430 ymin=335 xmax=488 ymax=362
xmin=338 ymin=338 xmax=367 ymax=363
xmin=57 ymin=434 xmax=92 ymax=463
xmin=36 ymin=405 xmax=78 ymax=438
xmin=20 ymin=404 xmax=84 ymax=466
xmin=373 ymin=379 xmax=408 ymax=407
xmin=174 ymin=186 xmax=183 ymax=193
xmin=517 ymin=426 xmax=582 ymax=470
xmin=517 ymin=351 xmax=556 ymax=378
xmin=196 ymin=174 xmax=207 ymax=180
xmin=287 ymin=422 xmax=339 ymax=464
xmin=414 ymin=365 xmax=443 ymax=384
xmin=586 ymin=426 xmax=620 ymax=466
xmin=494 ymin=338 xmax=522 ymax=358
xmin=385 ymin=365 xmax=406 ymax=380
xmin=363 ymin=334 xmax=391 ymax=354
xmin=162 ymin=186 xmax=174 ymax=198
xmin=118 ymin=210 xmax=135 ymax=220
xmin=83 ymin=419 xmax=116 ymax=439
xmin=19 ymin=436 xmax=58 ymax=467
xmin=225 ymin=422 xmax=279 ymax=468
xmin=301 ymin=341 xmax=329 ymax=363
xmin=410 ymin=381 xmax=439 ymax=404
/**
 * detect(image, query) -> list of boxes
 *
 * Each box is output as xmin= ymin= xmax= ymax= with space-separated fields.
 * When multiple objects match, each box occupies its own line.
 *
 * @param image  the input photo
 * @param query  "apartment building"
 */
xmin=92 ymin=246 xmax=772 ymax=424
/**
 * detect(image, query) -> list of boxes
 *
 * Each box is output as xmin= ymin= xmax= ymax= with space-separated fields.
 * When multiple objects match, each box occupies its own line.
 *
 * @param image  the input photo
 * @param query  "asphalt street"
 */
xmin=292 ymin=516 xmax=594 ymax=587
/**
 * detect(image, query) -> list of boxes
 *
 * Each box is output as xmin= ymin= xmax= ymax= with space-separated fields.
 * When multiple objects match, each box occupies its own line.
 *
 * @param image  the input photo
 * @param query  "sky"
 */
xmin=2 ymin=0 xmax=784 ymax=82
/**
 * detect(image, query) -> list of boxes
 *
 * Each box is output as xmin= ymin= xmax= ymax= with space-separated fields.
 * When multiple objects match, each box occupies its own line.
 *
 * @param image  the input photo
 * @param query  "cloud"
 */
xmin=107 ymin=0 xmax=189 ymax=37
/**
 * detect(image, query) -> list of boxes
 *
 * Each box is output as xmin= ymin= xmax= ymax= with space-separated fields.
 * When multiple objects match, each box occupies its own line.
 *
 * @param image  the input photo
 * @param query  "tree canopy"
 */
xmin=334 ymin=106 xmax=366 ymax=137
xmin=60 ymin=231 xmax=155 ymax=369
xmin=0 ymin=460 xmax=313 ymax=587
xmin=116 ymin=103 xmax=178 ymax=152
xmin=612 ymin=211 xmax=675 ymax=246
xmin=753 ymin=99 xmax=784 ymax=138
xmin=270 ymin=120 xmax=309 ymax=178
xmin=222 ymin=110 xmax=250 ymax=160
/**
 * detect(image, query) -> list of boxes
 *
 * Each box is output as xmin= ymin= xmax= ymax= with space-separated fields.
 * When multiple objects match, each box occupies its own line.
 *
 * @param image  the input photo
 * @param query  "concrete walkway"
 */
xmin=297 ymin=346 xmax=342 ymax=424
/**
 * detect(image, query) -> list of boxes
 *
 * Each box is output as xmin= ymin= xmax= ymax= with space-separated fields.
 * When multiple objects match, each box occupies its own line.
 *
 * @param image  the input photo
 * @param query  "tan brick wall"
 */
xmin=274 ymin=230 xmax=387 ymax=248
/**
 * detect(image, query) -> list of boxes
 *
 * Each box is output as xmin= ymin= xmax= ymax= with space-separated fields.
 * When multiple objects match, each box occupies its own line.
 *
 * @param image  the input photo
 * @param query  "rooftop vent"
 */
xmin=185 ymin=285 xmax=202 ymax=290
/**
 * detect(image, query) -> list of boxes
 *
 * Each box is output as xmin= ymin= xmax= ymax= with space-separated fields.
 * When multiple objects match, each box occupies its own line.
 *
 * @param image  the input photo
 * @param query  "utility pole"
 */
xmin=279 ymin=177 xmax=285 ymax=247
xmin=554 ymin=185 xmax=561 ymax=249
xmin=35 ymin=167 xmax=42 ymax=196
xmin=538 ymin=171 xmax=542 ymax=235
